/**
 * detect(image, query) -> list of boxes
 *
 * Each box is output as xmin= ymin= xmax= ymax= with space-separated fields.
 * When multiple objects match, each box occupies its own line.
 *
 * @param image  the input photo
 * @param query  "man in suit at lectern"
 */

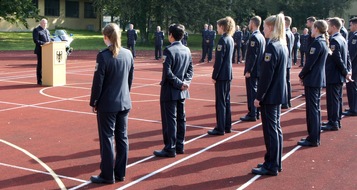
xmin=33 ymin=18 xmax=52 ymax=85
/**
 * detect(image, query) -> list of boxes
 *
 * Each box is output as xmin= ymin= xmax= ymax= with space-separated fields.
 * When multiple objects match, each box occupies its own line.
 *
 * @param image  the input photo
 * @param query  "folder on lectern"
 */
xmin=41 ymin=41 xmax=67 ymax=86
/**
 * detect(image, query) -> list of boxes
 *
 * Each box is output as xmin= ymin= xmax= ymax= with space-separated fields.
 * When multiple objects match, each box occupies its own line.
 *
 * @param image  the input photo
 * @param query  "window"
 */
xmin=84 ymin=2 xmax=96 ymax=18
xmin=66 ymin=0 xmax=79 ymax=18
xmin=45 ymin=0 xmax=60 ymax=16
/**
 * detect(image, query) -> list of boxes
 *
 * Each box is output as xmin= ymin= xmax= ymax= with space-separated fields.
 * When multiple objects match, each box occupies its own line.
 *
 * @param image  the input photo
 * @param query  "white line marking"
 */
xmin=0 ymin=139 xmax=67 ymax=190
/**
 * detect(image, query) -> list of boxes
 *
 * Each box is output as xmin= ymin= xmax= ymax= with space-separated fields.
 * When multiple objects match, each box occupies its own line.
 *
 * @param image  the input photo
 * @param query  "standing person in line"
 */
xmin=154 ymin=26 xmax=164 ymax=60
xmin=207 ymin=16 xmax=235 ymax=136
xmin=181 ymin=31 xmax=188 ymax=46
xmin=299 ymin=28 xmax=309 ymax=67
xmin=90 ymin=23 xmax=134 ymax=184
xmin=282 ymin=16 xmax=294 ymax=109
xmin=233 ymin=25 xmax=243 ymax=64
xmin=252 ymin=13 xmax=288 ymax=176
xmin=340 ymin=18 xmax=348 ymax=40
xmin=241 ymin=25 xmax=250 ymax=62
xmin=127 ymin=24 xmax=138 ymax=58
xmin=153 ymin=24 xmax=194 ymax=157
xmin=343 ymin=17 xmax=357 ymax=116
xmin=292 ymin=27 xmax=300 ymax=66
xmin=207 ymin=24 xmax=217 ymax=62
xmin=297 ymin=20 xmax=329 ymax=147
xmin=33 ymin=18 xmax=52 ymax=85
xmin=240 ymin=16 xmax=266 ymax=122
xmin=200 ymin=24 xmax=209 ymax=62
xmin=306 ymin=17 xmax=317 ymax=47
xmin=321 ymin=17 xmax=352 ymax=131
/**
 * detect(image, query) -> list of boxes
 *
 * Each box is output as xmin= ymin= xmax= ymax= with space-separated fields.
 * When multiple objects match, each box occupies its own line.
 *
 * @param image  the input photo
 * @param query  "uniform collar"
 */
xmin=252 ymin=30 xmax=259 ymax=34
xmin=332 ymin=32 xmax=340 ymax=37
xmin=171 ymin=41 xmax=182 ymax=45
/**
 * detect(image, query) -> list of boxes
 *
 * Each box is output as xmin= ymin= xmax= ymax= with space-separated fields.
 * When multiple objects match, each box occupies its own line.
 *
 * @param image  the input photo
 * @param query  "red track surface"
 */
xmin=0 ymin=50 xmax=356 ymax=190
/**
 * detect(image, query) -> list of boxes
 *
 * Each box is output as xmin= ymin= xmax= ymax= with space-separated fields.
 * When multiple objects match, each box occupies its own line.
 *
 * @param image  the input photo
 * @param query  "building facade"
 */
xmin=0 ymin=0 xmax=100 ymax=31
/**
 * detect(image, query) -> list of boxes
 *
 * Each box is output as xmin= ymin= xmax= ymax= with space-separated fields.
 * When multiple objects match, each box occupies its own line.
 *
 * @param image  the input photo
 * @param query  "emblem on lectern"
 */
xmin=56 ymin=50 xmax=63 ymax=63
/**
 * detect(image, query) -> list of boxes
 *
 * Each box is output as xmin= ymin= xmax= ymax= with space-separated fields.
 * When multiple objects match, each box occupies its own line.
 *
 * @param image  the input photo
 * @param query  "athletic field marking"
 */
xmin=0 ymin=162 xmax=87 ymax=182
xmin=0 ymin=139 xmax=67 ymax=190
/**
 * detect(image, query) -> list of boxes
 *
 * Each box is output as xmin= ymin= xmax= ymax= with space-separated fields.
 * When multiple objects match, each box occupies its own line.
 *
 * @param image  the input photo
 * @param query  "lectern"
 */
xmin=42 ymin=41 xmax=67 ymax=86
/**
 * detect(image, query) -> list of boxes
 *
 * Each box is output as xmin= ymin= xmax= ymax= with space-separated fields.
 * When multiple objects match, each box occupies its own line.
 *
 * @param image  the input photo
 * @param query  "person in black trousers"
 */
xmin=154 ymin=26 xmax=164 ymax=60
xmin=90 ymin=23 xmax=134 ymax=184
xmin=322 ymin=17 xmax=352 ymax=131
xmin=127 ymin=23 xmax=138 ymax=57
xmin=252 ymin=13 xmax=288 ymax=176
xmin=343 ymin=17 xmax=357 ymax=116
xmin=298 ymin=20 xmax=329 ymax=147
xmin=299 ymin=28 xmax=309 ymax=67
xmin=233 ymin=25 xmax=243 ymax=63
xmin=200 ymin=24 xmax=209 ymax=62
xmin=241 ymin=25 xmax=250 ymax=62
xmin=32 ymin=18 xmax=52 ymax=85
xmin=153 ymin=24 xmax=194 ymax=157
xmin=240 ymin=16 xmax=266 ymax=122
xmin=282 ymin=16 xmax=294 ymax=109
xmin=207 ymin=16 xmax=235 ymax=136
xmin=207 ymin=24 xmax=217 ymax=62
xmin=292 ymin=27 xmax=300 ymax=65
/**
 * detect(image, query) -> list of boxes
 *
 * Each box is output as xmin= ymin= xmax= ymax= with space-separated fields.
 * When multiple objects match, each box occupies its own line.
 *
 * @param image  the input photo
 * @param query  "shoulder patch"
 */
xmin=250 ymin=41 xmax=255 ymax=47
xmin=352 ymin=39 xmax=357 ymax=45
xmin=217 ymin=45 xmax=222 ymax=51
xmin=310 ymin=47 xmax=316 ymax=54
xmin=264 ymin=53 xmax=272 ymax=62
xmin=330 ymin=45 xmax=335 ymax=51
xmin=95 ymin=63 xmax=99 ymax=71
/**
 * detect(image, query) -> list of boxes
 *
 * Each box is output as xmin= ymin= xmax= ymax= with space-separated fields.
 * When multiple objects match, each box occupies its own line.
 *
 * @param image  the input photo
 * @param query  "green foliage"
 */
xmin=0 ymin=0 xmax=40 ymax=28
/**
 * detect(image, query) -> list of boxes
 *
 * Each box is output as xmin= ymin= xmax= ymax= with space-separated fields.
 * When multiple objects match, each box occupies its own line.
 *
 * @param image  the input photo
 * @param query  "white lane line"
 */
xmin=0 ymin=162 xmax=87 ymax=183
xmin=0 ymin=139 xmax=67 ymax=190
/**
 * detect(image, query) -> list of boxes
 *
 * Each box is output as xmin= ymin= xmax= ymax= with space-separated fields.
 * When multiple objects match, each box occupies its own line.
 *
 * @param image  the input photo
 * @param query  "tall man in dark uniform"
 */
xmin=153 ymin=24 xmax=193 ymax=157
xmin=200 ymin=24 xmax=209 ymax=62
xmin=241 ymin=25 xmax=250 ymax=62
xmin=340 ymin=18 xmax=349 ymax=40
xmin=343 ymin=17 xmax=357 ymax=116
xmin=306 ymin=16 xmax=317 ymax=47
xmin=127 ymin=24 xmax=138 ymax=57
xmin=154 ymin=26 xmax=164 ymax=60
xmin=292 ymin=27 xmax=300 ymax=65
xmin=233 ymin=25 xmax=243 ymax=64
xmin=33 ymin=18 xmax=52 ymax=85
xmin=181 ymin=31 xmax=188 ymax=46
xmin=240 ymin=16 xmax=266 ymax=122
xmin=207 ymin=24 xmax=216 ymax=62
xmin=322 ymin=18 xmax=352 ymax=131
xmin=299 ymin=28 xmax=309 ymax=67
xmin=282 ymin=16 xmax=295 ymax=109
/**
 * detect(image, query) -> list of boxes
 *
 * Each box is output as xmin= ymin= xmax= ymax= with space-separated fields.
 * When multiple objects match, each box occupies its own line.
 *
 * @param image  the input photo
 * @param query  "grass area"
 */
xmin=0 ymin=30 xmax=211 ymax=51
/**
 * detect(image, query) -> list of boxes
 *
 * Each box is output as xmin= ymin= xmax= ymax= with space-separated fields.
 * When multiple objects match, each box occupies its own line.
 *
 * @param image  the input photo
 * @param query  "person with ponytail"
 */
xmin=207 ymin=16 xmax=235 ymax=136
xmin=89 ymin=23 xmax=134 ymax=184
xmin=298 ymin=20 xmax=329 ymax=147
xmin=252 ymin=13 xmax=288 ymax=176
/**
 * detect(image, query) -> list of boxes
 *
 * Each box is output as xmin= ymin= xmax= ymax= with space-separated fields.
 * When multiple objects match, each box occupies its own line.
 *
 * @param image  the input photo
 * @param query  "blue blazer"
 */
xmin=90 ymin=47 xmax=134 ymax=112
xmin=285 ymin=28 xmax=295 ymax=68
xmin=256 ymin=39 xmax=288 ymax=104
xmin=244 ymin=30 xmax=266 ymax=78
xmin=348 ymin=31 xmax=357 ymax=80
xmin=32 ymin=25 xmax=51 ymax=54
xmin=127 ymin=29 xmax=137 ymax=45
xmin=299 ymin=36 xmax=329 ymax=87
xmin=212 ymin=33 xmax=234 ymax=81
xmin=160 ymin=41 xmax=193 ymax=101
xmin=325 ymin=33 xmax=349 ymax=84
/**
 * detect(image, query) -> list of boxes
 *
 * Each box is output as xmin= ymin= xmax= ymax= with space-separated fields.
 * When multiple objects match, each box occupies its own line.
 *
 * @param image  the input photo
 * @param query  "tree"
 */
xmin=0 ymin=0 xmax=40 ymax=28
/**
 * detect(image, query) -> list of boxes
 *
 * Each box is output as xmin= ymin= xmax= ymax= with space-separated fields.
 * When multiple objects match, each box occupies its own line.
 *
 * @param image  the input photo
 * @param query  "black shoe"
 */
xmin=37 ymin=81 xmax=42 ymax=85
xmin=240 ymin=115 xmax=256 ymax=122
xmin=207 ymin=129 xmax=224 ymax=135
xmin=251 ymin=167 xmax=278 ymax=176
xmin=199 ymin=59 xmax=204 ymax=63
xmin=90 ymin=175 xmax=115 ymax=184
xmin=115 ymin=176 xmax=125 ymax=182
xmin=281 ymin=104 xmax=289 ymax=109
xmin=321 ymin=124 xmax=339 ymax=131
xmin=342 ymin=111 xmax=357 ymax=116
xmin=299 ymin=65 xmax=303 ymax=67
xmin=176 ymin=149 xmax=184 ymax=154
xmin=225 ymin=129 xmax=232 ymax=133
xmin=321 ymin=121 xmax=328 ymax=126
xmin=153 ymin=150 xmax=176 ymax=157
xmin=256 ymin=163 xmax=282 ymax=172
xmin=345 ymin=108 xmax=350 ymax=112
xmin=297 ymin=139 xmax=319 ymax=147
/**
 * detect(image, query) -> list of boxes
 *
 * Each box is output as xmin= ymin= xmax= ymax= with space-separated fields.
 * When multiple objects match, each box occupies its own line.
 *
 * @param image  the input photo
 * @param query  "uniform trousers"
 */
xmin=207 ymin=44 xmax=214 ymax=61
xmin=304 ymin=86 xmax=321 ymax=144
xmin=260 ymin=104 xmax=283 ymax=172
xmin=245 ymin=77 xmax=258 ymax=117
xmin=300 ymin=51 xmax=306 ymax=66
xmin=292 ymin=46 xmax=298 ymax=64
xmin=155 ymin=44 xmax=162 ymax=59
xmin=326 ymin=83 xmax=343 ymax=126
xmin=286 ymin=68 xmax=292 ymax=106
xmin=233 ymin=45 xmax=241 ymax=63
xmin=96 ymin=110 xmax=129 ymax=181
xmin=201 ymin=43 xmax=209 ymax=61
xmin=241 ymin=44 xmax=247 ymax=60
xmin=214 ymin=80 xmax=232 ymax=132
xmin=160 ymin=99 xmax=186 ymax=152
xmin=346 ymin=81 xmax=357 ymax=113
xmin=127 ymin=43 xmax=136 ymax=57
xmin=36 ymin=52 xmax=42 ymax=84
